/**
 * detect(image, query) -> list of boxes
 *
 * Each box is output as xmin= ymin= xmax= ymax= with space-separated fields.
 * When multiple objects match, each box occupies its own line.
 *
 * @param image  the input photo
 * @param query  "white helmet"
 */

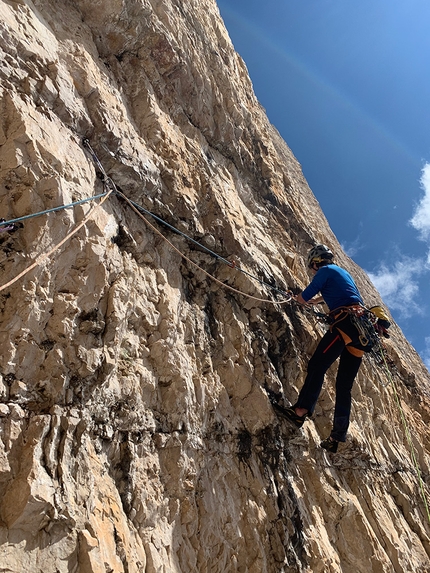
xmin=307 ymin=244 xmax=334 ymax=268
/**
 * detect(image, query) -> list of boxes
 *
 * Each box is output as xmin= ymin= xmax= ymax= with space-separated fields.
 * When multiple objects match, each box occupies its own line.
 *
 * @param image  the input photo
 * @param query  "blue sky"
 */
xmin=217 ymin=0 xmax=430 ymax=370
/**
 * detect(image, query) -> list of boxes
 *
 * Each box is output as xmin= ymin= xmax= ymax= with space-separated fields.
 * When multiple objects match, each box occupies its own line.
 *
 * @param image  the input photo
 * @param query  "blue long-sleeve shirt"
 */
xmin=302 ymin=264 xmax=363 ymax=311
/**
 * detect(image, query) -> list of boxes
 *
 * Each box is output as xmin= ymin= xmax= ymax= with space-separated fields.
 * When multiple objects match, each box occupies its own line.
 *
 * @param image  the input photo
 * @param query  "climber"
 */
xmin=278 ymin=244 xmax=371 ymax=453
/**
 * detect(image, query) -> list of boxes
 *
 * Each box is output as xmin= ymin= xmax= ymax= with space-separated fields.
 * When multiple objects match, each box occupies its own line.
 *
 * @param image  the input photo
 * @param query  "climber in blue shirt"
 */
xmin=301 ymin=263 xmax=364 ymax=311
xmin=280 ymin=244 xmax=369 ymax=453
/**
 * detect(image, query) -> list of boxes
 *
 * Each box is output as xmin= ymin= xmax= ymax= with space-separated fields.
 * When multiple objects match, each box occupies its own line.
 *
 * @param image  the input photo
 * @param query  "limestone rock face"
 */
xmin=0 ymin=1 xmax=429 ymax=572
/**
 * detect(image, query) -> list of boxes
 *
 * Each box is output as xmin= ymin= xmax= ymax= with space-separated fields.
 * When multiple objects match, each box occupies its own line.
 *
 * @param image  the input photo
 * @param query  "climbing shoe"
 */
xmin=273 ymin=404 xmax=307 ymax=428
xmin=320 ymin=437 xmax=339 ymax=453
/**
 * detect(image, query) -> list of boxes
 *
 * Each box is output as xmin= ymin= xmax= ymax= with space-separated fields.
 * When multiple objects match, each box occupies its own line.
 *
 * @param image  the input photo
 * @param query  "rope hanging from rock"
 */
xmin=0 ymin=188 xmax=113 ymax=293
xmin=82 ymin=139 xmax=294 ymax=305
xmin=0 ymin=139 xmax=291 ymax=304
xmin=0 ymin=192 xmax=110 ymax=230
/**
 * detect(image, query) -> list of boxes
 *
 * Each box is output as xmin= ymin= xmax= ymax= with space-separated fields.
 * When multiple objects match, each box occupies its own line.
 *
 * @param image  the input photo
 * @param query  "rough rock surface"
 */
xmin=0 ymin=1 xmax=429 ymax=572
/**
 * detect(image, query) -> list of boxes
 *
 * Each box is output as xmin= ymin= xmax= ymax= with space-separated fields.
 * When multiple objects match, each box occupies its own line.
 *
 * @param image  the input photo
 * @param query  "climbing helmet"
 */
xmin=307 ymin=244 xmax=334 ymax=268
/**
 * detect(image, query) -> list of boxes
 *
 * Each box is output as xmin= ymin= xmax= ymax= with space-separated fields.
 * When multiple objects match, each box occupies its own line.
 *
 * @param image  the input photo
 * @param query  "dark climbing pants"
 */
xmin=295 ymin=327 xmax=363 ymax=442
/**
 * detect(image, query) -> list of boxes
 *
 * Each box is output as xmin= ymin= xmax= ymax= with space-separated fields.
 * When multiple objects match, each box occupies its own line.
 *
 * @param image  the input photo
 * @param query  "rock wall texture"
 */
xmin=0 ymin=0 xmax=430 ymax=572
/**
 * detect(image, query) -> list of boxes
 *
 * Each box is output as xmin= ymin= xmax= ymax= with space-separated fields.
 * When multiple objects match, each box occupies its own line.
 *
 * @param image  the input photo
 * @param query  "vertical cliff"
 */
xmin=0 ymin=1 xmax=429 ymax=571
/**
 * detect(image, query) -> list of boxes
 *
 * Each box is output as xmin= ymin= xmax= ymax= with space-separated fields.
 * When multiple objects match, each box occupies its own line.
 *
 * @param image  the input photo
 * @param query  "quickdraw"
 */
xmin=348 ymin=307 xmax=380 ymax=348
xmin=323 ymin=304 xmax=379 ymax=348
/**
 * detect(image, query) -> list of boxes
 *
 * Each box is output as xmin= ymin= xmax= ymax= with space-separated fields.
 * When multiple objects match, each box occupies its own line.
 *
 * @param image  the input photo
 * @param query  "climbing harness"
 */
xmin=307 ymin=304 xmax=401 ymax=379
xmin=325 ymin=305 xmax=379 ymax=349
xmin=347 ymin=306 xmax=380 ymax=348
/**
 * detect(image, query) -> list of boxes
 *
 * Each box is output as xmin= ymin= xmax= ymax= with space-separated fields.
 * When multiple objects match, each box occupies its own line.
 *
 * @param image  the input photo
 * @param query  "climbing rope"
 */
xmin=82 ymin=139 xmax=295 ymax=305
xmin=0 ymin=188 xmax=113 ymax=293
xmin=0 ymin=139 xmax=296 ymax=304
xmin=0 ymin=192 xmax=109 ymax=230
xmin=116 ymin=188 xmax=295 ymax=303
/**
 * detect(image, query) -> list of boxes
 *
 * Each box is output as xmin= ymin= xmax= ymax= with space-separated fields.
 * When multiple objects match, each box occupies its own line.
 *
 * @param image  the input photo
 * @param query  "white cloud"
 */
xmin=341 ymin=235 xmax=365 ymax=258
xmin=365 ymin=163 xmax=430 ymax=367
xmin=367 ymin=256 xmax=424 ymax=318
xmin=410 ymin=163 xmax=430 ymax=242
xmin=367 ymin=163 xmax=430 ymax=318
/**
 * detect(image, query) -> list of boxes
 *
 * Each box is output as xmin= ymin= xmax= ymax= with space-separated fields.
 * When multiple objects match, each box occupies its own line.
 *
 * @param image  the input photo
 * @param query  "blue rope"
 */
xmin=0 ymin=192 xmax=110 ymax=228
